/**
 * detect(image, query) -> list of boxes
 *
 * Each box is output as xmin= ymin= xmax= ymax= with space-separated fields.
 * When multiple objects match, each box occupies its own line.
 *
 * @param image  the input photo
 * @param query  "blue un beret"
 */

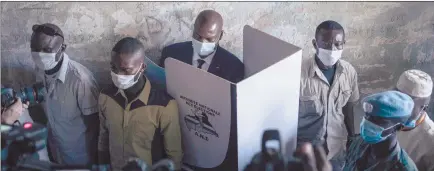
xmin=362 ymin=90 xmax=414 ymax=119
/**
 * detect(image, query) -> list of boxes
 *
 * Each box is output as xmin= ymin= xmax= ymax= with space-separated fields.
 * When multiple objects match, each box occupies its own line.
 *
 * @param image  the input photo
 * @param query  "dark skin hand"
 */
xmin=193 ymin=10 xmax=224 ymax=58
xmin=294 ymin=143 xmax=332 ymax=171
xmin=30 ymin=24 xmax=66 ymax=74
xmin=312 ymin=29 xmax=345 ymax=70
xmin=110 ymin=50 xmax=146 ymax=102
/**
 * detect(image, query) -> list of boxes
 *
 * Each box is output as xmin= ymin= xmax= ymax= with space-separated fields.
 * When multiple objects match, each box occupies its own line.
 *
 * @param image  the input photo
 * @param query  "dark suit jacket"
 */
xmin=159 ymin=41 xmax=245 ymax=83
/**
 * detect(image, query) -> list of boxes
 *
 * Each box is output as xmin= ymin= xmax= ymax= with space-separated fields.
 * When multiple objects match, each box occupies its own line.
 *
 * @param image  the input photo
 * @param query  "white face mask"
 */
xmin=192 ymin=38 xmax=216 ymax=57
xmin=317 ymin=48 xmax=343 ymax=66
xmin=31 ymin=51 xmax=60 ymax=70
xmin=111 ymin=66 xmax=142 ymax=90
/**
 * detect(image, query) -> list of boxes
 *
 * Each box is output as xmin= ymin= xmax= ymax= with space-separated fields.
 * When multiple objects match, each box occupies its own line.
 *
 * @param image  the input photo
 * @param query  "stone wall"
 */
xmin=2 ymin=2 xmax=434 ymax=120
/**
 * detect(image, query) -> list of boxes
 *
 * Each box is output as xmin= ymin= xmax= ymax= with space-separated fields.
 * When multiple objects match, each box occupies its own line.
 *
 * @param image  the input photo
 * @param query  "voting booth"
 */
xmin=147 ymin=25 xmax=302 ymax=171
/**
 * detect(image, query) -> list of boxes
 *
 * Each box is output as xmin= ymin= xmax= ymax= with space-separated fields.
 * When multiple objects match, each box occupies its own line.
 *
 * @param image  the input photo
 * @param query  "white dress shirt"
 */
xmin=192 ymin=51 xmax=216 ymax=71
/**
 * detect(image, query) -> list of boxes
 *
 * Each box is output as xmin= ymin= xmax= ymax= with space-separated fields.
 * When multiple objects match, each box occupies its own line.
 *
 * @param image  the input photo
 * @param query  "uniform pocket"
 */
xmin=299 ymin=95 xmax=323 ymax=115
xmin=336 ymin=81 xmax=353 ymax=109
xmin=336 ymin=89 xmax=352 ymax=110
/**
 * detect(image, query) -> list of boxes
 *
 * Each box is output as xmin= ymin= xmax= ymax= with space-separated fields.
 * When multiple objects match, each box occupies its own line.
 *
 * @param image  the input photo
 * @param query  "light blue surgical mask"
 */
xmin=360 ymin=118 xmax=397 ymax=144
xmin=404 ymin=105 xmax=427 ymax=128
xmin=405 ymin=118 xmax=417 ymax=128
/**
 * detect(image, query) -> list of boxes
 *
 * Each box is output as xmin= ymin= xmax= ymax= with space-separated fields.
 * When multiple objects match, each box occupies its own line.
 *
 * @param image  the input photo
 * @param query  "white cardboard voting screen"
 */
xmin=237 ymin=26 xmax=302 ymax=170
xmin=165 ymin=25 xmax=302 ymax=171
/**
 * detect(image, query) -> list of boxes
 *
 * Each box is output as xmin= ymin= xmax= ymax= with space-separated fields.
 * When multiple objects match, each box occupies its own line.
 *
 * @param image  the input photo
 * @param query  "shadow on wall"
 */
xmin=1 ymin=67 xmax=37 ymax=89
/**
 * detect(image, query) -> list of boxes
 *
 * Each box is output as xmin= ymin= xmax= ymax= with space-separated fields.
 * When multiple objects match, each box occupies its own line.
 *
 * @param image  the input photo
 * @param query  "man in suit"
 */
xmin=159 ymin=10 xmax=245 ymax=83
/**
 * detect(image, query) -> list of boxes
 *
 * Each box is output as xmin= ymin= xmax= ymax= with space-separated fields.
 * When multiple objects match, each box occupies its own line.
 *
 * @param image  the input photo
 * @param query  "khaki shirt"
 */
xmin=98 ymin=77 xmax=183 ymax=170
xmin=398 ymin=114 xmax=434 ymax=171
xmin=298 ymin=57 xmax=359 ymax=160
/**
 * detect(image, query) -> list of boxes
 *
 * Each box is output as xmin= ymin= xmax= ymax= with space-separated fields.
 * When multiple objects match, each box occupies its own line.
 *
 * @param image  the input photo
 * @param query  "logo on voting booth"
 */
xmin=181 ymin=95 xmax=220 ymax=141
xmin=185 ymin=109 xmax=219 ymax=139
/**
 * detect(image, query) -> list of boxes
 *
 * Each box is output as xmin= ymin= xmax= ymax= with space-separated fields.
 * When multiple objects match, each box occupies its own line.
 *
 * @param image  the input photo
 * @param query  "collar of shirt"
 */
xmin=364 ymin=140 xmax=402 ymax=167
xmin=37 ymin=53 xmax=70 ymax=84
xmin=192 ymin=50 xmax=216 ymax=66
xmin=416 ymin=113 xmax=434 ymax=133
xmin=308 ymin=56 xmax=344 ymax=79
xmin=348 ymin=137 xmax=403 ymax=170
xmin=115 ymin=76 xmax=151 ymax=107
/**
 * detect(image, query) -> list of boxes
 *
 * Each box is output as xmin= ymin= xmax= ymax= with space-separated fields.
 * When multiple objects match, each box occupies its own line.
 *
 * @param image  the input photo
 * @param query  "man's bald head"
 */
xmin=193 ymin=10 xmax=223 ymax=43
xmin=112 ymin=37 xmax=145 ymax=59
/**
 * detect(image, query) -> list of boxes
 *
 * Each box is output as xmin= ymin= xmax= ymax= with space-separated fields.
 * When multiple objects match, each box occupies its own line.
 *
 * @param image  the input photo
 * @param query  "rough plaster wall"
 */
xmin=1 ymin=2 xmax=434 ymax=121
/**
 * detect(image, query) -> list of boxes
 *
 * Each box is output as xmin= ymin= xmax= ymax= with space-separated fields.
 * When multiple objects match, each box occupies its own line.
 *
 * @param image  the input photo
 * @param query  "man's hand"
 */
xmin=1 ymin=98 xmax=28 ymax=125
xmin=294 ymin=143 xmax=332 ymax=171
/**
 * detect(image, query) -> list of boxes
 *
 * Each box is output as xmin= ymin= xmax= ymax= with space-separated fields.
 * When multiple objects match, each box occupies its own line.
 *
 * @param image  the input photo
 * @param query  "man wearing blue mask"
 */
xmin=30 ymin=23 xmax=99 ymax=166
xmin=298 ymin=20 xmax=359 ymax=170
xmin=97 ymin=37 xmax=182 ymax=170
xmin=159 ymin=9 xmax=245 ymax=83
xmin=344 ymin=91 xmax=418 ymax=171
xmin=396 ymin=70 xmax=434 ymax=171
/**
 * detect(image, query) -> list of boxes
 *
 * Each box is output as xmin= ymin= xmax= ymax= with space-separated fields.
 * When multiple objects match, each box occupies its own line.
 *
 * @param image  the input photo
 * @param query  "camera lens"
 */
xmin=0 ymin=83 xmax=45 ymax=108
xmin=1 ymin=88 xmax=15 ymax=107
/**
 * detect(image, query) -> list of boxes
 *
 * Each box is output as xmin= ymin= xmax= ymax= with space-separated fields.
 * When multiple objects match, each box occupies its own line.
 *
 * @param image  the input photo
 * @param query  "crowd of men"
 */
xmin=1 ymin=9 xmax=433 ymax=171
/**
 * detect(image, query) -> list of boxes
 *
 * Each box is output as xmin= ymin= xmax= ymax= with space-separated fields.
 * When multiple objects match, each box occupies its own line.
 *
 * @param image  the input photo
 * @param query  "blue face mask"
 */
xmin=406 ymin=119 xmax=417 ymax=128
xmin=404 ymin=106 xmax=427 ymax=128
xmin=360 ymin=118 xmax=397 ymax=144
